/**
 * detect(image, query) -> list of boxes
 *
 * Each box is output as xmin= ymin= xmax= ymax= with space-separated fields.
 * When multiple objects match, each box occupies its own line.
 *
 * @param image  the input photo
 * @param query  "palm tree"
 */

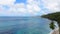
xmin=41 ymin=12 xmax=60 ymax=34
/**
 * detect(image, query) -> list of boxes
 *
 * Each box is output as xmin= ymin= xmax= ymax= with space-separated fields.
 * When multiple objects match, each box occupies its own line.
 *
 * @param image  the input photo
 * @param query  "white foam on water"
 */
xmin=49 ymin=28 xmax=59 ymax=34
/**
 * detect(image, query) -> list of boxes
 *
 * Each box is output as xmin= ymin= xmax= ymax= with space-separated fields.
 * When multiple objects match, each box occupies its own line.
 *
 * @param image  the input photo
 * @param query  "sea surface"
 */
xmin=0 ymin=17 xmax=52 ymax=34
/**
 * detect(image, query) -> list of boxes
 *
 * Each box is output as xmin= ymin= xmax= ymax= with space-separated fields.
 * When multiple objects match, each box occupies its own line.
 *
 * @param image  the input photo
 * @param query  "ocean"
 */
xmin=0 ymin=17 xmax=52 ymax=34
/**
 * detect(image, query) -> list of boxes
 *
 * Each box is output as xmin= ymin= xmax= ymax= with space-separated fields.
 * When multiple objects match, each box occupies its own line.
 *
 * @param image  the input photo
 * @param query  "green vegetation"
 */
xmin=41 ymin=12 xmax=60 ymax=34
xmin=49 ymin=21 xmax=55 ymax=30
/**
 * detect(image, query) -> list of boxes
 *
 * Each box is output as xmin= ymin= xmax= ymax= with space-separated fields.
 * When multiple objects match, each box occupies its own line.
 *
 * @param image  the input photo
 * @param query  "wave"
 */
xmin=49 ymin=28 xmax=59 ymax=34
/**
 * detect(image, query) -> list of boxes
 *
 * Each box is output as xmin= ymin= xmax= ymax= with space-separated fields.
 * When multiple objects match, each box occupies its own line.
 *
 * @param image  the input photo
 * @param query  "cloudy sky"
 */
xmin=0 ymin=0 xmax=60 ymax=16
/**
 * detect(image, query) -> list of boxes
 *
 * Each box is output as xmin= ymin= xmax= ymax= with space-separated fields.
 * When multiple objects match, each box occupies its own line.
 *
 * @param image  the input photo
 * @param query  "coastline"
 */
xmin=49 ymin=28 xmax=59 ymax=34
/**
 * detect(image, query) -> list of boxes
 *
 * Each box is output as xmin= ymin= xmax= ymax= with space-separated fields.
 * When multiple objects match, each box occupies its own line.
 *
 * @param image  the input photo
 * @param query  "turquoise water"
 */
xmin=0 ymin=17 xmax=52 ymax=34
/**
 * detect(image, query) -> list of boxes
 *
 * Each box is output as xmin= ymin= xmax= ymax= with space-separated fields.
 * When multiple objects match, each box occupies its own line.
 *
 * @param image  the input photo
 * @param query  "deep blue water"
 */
xmin=0 ymin=17 xmax=52 ymax=34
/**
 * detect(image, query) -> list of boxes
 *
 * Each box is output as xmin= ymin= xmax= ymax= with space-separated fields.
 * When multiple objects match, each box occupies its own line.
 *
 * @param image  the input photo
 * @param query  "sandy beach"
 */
xmin=49 ymin=28 xmax=59 ymax=34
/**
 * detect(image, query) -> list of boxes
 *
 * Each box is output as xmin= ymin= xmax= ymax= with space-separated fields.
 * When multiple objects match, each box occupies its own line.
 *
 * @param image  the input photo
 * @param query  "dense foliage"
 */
xmin=49 ymin=21 xmax=55 ymax=30
xmin=41 ymin=12 xmax=60 ymax=21
xmin=41 ymin=12 xmax=60 ymax=34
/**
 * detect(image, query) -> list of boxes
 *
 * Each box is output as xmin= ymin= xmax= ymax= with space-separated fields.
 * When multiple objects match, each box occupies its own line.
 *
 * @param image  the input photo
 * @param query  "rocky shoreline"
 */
xmin=49 ymin=28 xmax=59 ymax=34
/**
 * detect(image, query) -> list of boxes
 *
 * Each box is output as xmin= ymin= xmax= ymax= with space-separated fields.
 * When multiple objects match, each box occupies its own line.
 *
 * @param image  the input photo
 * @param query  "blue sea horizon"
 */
xmin=0 ymin=17 xmax=52 ymax=34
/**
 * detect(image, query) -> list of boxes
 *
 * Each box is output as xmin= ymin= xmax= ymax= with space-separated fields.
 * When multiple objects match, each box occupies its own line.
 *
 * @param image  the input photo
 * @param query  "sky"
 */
xmin=0 ymin=0 xmax=60 ymax=16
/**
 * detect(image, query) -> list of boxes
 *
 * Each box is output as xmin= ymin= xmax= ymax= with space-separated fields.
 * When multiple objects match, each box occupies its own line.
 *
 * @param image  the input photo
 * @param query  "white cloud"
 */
xmin=42 ymin=0 xmax=60 ymax=13
xmin=1 ymin=0 xmax=60 ymax=16
xmin=0 ymin=0 xmax=15 ymax=5
xmin=33 ymin=5 xmax=41 ymax=11
xmin=0 ymin=0 xmax=41 ymax=16
xmin=26 ymin=4 xmax=41 ymax=15
xmin=26 ymin=0 xmax=41 ymax=15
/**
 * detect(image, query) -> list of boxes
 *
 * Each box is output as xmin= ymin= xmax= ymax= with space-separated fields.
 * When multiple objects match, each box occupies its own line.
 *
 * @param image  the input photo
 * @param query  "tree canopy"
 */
xmin=41 ymin=12 xmax=60 ymax=21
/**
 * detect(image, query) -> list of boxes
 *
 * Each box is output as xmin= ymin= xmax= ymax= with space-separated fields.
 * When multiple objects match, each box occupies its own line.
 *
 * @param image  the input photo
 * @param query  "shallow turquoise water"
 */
xmin=0 ymin=17 xmax=52 ymax=34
